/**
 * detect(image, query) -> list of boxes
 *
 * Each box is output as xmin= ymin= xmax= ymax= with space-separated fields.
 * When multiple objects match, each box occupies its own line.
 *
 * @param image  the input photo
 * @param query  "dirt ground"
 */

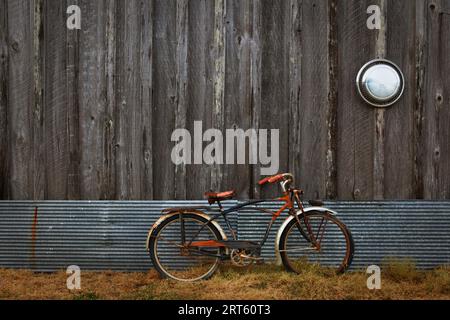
xmin=0 ymin=261 xmax=449 ymax=300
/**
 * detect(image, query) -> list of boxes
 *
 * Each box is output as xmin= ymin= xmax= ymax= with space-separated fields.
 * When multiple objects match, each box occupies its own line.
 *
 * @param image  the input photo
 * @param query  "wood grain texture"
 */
xmin=152 ymin=0 xmax=177 ymax=199
xmin=7 ymin=0 xmax=35 ymax=199
xmin=43 ymin=0 xmax=69 ymax=199
xmin=140 ymin=0 xmax=154 ymax=200
xmin=223 ymin=0 xmax=253 ymax=198
xmin=0 ymin=0 xmax=8 ymax=198
xmin=77 ymin=0 xmax=109 ymax=199
xmin=423 ymin=0 xmax=450 ymax=199
xmin=414 ymin=0 xmax=427 ymax=199
xmin=115 ymin=0 xmax=144 ymax=199
xmin=326 ymin=0 xmax=338 ymax=200
xmin=373 ymin=0 xmax=386 ymax=200
xmin=383 ymin=0 xmax=416 ymax=199
xmin=437 ymin=4 xmax=450 ymax=198
xmin=288 ymin=0 xmax=301 ymax=198
xmin=336 ymin=0 xmax=376 ymax=200
xmin=65 ymin=0 xmax=81 ymax=199
xmin=174 ymin=0 xmax=188 ymax=199
xmin=1 ymin=0 xmax=449 ymax=200
xmin=250 ymin=0 xmax=262 ymax=199
xmin=102 ymin=0 xmax=117 ymax=199
xmin=296 ymin=0 xmax=331 ymax=200
xmin=185 ymin=0 xmax=214 ymax=199
xmin=259 ymin=0 xmax=290 ymax=199
xmin=31 ymin=0 xmax=45 ymax=200
xmin=211 ymin=0 xmax=226 ymax=193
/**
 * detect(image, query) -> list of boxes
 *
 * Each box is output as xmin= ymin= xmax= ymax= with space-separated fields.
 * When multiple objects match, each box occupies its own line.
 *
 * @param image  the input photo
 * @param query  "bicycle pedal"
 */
xmin=255 ymin=258 xmax=265 ymax=265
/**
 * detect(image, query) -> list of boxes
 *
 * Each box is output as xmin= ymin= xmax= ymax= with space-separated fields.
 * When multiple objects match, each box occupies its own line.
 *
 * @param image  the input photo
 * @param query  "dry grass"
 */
xmin=0 ymin=261 xmax=449 ymax=300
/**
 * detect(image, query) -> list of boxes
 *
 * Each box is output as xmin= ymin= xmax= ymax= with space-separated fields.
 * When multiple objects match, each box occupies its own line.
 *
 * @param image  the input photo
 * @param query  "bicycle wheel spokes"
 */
xmin=153 ymin=216 xmax=221 ymax=281
xmin=283 ymin=213 xmax=351 ymax=274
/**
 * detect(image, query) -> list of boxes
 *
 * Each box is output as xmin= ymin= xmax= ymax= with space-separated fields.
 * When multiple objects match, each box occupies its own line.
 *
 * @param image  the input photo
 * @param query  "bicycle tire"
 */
xmin=279 ymin=211 xmax=354 ymax=274
xmin=149 ymin=212 xmax=224 ymax=281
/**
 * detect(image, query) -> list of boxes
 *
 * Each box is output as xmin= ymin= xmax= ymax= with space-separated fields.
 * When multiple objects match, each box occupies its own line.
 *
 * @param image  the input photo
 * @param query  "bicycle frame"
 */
xmin=185 ymin=187 xmax=308 ymax=251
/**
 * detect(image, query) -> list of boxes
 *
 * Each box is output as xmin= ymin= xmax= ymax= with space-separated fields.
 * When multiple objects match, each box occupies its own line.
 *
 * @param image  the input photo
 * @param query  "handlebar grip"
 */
xmin=258 ymin=177 xmax=271 ymax=185
xmin=259 ymin=173 xmax=291 ymax=186
xmin=268 ymin=174 xmax=284 ymax=183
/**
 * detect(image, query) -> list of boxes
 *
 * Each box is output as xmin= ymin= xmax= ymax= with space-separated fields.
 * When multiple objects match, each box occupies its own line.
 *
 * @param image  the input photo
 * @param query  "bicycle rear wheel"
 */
xmin=279 ymin=211 xmax=354 ymax=274
xmin=149 ymin=213 xmax=224 ymax=281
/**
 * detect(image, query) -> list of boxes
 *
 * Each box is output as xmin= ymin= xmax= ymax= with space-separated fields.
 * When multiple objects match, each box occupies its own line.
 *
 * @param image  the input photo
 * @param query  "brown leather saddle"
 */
xmin=204 ymin=190 xmax=235 ymax=204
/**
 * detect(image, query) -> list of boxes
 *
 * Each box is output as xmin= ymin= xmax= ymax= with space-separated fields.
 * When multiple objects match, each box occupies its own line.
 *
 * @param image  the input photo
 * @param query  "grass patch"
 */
xmin=0 ymin=261 xmax=449 ymax=300
xmin=425 ymin=266 xmax=450 ymax=295
xmin=381 ymin=258 xmax=423 ymax=283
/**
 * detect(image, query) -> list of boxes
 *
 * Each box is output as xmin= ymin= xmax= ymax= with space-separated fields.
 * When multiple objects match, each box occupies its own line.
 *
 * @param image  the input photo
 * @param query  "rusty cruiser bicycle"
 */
xmin=146 ymin=173 xmax=354 ymax=281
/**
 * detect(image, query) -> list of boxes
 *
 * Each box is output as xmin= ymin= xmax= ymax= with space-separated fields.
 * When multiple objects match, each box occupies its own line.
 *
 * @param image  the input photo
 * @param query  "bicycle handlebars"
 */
xmin=258 ymin=173 xmax=293 ymax=186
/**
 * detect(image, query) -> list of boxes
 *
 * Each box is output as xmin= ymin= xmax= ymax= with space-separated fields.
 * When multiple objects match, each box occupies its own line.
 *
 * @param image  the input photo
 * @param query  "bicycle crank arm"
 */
xmin=239 ymin=254 xmax=264 ymax=261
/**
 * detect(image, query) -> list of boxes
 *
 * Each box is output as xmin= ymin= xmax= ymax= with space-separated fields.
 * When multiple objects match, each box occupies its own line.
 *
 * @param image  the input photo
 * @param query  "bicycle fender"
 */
xmin=274 ymin=207 xmax=338 ymax=264
xmin=145 ymin=211 xmax=228 ymax=251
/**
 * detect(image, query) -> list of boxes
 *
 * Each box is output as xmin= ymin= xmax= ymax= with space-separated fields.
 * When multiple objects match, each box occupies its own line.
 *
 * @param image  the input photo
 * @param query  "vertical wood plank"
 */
xmin=140 ymin=0 xmax=154 ymax=199
xmin=7 ymin=0 xmax=34 ymax=199
xmin=295 ymin=0 xmax=331 ymax=200
xmin=223 ymin=0 xmax=253 ymax=198
xmin=259 ymin=0 xmax=290 ymax=198
xmin=250 ymin=0 xmax=262 ymax=199
xmin=327 ymin=0 xmax=338 ymax=199
xmin=102 ymin=0 xmax=116 ymax=199
xmin=152 ymin=0 xmax=177 ymax=199
xmin=437 ymin=3 xmax=450 ymax=198
xmin=174 ymin=0 xmax=188 ymax=199
xmin=185 ymin=0 xmax=214 ymax=199
xmin=423 ymin=0 xmax=450 ymax=198
xmin=66 ymin=0 xmax=81 ymax=199
xmin=383 ymin=0 xmax=416 ymax=198
xmin=43 ymin=0 xmax=70 ymax=199
xmin=126 ymin=0 xmax=144 ymax=200
xmin=0 ymin=0 xmax=8 ymax=198
xmin=336 ymin=0 xmax=376 ymax=200
xmin=115 ymin=0 xmax=148 ymax=200
xmin=211 ymin=0 xmax=226 ymax=193
xmin=112 ymin=0 xmax=154 ymax=200
xmin=78 ymin=0 xmax=109 ymax=199
xmin=288 ymin=0 xmax=302 ymax=196
xmin=414 ymin=0 xmax=427 ymax=199
xmin=31 ymin=0 xmax=45 ymax=199
xmin=372 ymin=0 xmax=386 ymax=200
xmin=423 ymin=0 xmax=440 ymax=198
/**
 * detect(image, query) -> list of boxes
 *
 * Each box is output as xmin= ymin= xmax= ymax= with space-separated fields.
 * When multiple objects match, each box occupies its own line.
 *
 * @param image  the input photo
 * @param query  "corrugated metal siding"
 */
xmin=0 ymin=201 xmax=449 ymax=271
xmin=239 ymin=201 xmax=450 ymax=270
xmin=0 ymin=201 xmax=238 ymax=272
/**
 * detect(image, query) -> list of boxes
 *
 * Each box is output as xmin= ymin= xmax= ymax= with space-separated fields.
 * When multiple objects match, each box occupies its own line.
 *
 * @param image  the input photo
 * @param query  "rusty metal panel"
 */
xmin=0 ymin=201 xmax=449 ymax=272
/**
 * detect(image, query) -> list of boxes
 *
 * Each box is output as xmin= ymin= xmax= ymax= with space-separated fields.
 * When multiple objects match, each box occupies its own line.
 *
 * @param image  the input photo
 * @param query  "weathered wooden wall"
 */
xmin=0 ymin=0 xmax=449 ymax=200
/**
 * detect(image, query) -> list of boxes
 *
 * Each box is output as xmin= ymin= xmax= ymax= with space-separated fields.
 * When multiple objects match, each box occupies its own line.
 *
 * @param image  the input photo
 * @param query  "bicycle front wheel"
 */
xmin=279 ymin=211 xmax=354 ymax=274
xmin=149 ymin=213 xmax=224 ymax=281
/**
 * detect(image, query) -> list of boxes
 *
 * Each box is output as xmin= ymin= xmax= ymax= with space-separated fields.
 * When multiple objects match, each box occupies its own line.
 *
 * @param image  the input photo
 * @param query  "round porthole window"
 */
xmin=356 ymin=59 xmax=405 ymax=107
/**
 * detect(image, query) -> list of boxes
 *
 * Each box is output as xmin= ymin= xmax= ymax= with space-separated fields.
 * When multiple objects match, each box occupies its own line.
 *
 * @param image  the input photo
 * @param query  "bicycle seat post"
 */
xmin=216 ymin=200 xmax=238 ymax=240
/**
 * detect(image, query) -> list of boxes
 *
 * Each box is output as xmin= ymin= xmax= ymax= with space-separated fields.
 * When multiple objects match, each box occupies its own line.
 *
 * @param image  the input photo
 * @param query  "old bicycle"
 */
xmin=146 ymin=173 xmax=354 ymax=281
